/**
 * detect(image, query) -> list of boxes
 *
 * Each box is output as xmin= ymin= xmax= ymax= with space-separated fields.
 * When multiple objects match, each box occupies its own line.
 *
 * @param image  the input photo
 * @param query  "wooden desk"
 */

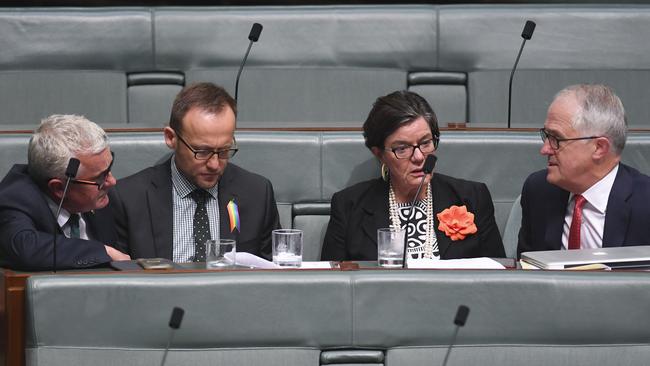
xmin=0 ymin=269 xmax=29 ymax=366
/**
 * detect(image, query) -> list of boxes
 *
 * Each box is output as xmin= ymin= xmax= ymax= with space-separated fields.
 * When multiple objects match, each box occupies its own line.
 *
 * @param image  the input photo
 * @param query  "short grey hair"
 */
xmin=28 ymin=115 xmax=108 ymax=184
xmin=555 ymin=84 xmax=627 ymax=155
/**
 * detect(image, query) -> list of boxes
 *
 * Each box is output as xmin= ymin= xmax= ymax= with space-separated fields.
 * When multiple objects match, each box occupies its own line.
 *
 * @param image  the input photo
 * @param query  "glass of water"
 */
xmin=272 ymin=229 xmax=303 ymax=267
xmin=377 ymin=227 xmax=405 ymax=268
xmin=205 ymin=239 xmax=236 ymax=269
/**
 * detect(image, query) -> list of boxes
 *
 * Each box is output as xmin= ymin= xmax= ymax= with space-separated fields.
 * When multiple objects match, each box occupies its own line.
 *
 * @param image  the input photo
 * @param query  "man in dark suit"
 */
xmin=0 ymin=115 xmax=130 ymax=271
xmin=110 ymin=83 xmax=280 ymax=261
xmin=517 ymin=84 xmax=650 ymax=257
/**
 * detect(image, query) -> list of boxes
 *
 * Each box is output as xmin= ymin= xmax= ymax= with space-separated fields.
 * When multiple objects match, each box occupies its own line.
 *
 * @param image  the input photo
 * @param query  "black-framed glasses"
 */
xmin=71 ymin=152 xmax=115 ymax=190
xmin=539 ymin=128 xmax=601 ymax=150
xmin=176 ymin=133 xmax=238 ymax=160
xmin=385 ymin=136 xmax=439 ymax=159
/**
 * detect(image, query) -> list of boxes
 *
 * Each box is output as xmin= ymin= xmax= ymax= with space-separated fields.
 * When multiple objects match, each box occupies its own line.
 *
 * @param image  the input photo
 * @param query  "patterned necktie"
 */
xmin=68 ymin=214 xmax=80 ymax=239
xmin=190 ymin=189 xmax=212 ymax=262
xmin=568 ymin=195 xmax=587 ymax=250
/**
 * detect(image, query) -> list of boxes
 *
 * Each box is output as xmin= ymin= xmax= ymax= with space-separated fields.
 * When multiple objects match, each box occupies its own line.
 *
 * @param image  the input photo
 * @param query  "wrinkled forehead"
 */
xmin=546 ymin=94 xmax=580 ymax=132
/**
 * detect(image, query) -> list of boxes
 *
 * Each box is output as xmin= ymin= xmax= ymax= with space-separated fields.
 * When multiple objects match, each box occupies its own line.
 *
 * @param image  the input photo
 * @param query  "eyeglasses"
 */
xmin=539 ymin=128 xmax=601 ymax=150
xmin=176 ymin=133 xmax=238 ymax=160
xmin=71 ymin=152 xmax=115 ymax=190
xmin=385 ymin=137 xmax=439 ymax=159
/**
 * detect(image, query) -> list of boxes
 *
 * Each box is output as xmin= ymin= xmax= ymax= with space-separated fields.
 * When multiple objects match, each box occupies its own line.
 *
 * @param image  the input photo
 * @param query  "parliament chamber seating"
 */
xmin=0 ymin=5 xmax=649 ymax=128
xmin=23 ymin=270 xmax=650 ymax=366
xmin=1 ymin=4 xmax=650 ymax=259
xmin=3 ymin=5 xmax=650 ymax=366
xmin=2 ymin=129 xmax=650 ymax=259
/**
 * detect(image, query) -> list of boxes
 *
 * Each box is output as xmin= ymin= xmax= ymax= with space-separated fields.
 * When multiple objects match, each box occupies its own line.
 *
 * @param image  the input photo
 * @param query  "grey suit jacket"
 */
xmin=109 ymin=159 xmax=280 ymax=260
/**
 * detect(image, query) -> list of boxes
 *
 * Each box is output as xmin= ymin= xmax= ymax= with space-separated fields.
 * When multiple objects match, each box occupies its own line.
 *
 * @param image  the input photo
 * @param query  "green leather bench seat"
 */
xmin=24 ymin=270 xmax=650 ymax=366
xmin=1 ymin=5 xmax=650 ymax=128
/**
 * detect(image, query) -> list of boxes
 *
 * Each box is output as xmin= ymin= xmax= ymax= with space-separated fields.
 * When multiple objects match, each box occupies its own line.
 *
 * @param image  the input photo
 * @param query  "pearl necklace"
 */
xmin=388 ymin=183 xmax=436 ymax=259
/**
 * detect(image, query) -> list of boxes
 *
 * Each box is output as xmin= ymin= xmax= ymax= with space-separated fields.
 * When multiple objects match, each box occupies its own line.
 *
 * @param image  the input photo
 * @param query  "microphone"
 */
xmin=234 ymin=22 xmax=263 ymax=102
xmin=52 ymin=157 xmax=80 ymax=272
xmin=441 ymin=305 xmax=470 ymax=366
xmin=401 ymin=154 xmax=437 ymax=268
xmin=160 ymin=307 xmax=185 ymax=366
xmin=248 ymin=22 xmax=263 ymax=42
xmin=507 ymin=20 xmax=536 ymax=129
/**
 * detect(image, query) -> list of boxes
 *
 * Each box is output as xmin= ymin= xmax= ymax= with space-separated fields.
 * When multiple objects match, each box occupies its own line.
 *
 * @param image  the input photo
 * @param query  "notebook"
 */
xmin=521 ymin=245 xmax=650 ymax=269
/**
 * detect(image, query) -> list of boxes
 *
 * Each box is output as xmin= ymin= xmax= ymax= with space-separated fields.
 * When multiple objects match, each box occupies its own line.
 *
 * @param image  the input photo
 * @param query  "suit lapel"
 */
xmin=38 ymin=193 xmax=63 ymax=235
xmin=431 ymin=176 xmax=456 ymax=258
xmin=218 ymin=165 xmax=238 ymax=241
xmin=83 ymin=211 xmax=98 ymax=238
xmin=603 ymin=165 xmax=632 ymax=247
xmin=544 ymin=190 xmax=569 ymax=250
xmin=83 ymin=209 xmax=112 ymax=243
xmin=360 ymin=180 xmax=390 ymax=247
xmin=148 ymin=161 xmax=174 ymax=258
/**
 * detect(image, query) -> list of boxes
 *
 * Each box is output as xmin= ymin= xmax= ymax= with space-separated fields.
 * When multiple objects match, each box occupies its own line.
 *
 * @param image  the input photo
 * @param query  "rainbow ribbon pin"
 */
xmin=227 ymin=199 xmax=240 ymax=233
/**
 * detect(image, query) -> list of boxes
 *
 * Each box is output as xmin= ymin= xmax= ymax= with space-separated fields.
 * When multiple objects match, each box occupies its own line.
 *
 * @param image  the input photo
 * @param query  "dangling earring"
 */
xmin=381 ymin=163 xmax=390 ymax=182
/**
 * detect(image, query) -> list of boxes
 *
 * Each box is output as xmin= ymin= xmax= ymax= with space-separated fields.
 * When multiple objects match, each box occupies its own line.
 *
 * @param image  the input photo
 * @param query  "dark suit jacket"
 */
xmin=321 ymin=174 xmax=505 ymax=261
xmin=0 ymin=164 xmax=115 ymax=271
xmin=517 ymin=163 xmax=650 ymax=258
xmin=109 ymin=159 xmax=280 ymax=260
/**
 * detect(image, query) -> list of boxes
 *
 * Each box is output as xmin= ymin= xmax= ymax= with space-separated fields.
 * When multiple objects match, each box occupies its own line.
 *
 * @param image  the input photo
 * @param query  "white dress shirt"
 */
xmin=47 ymin=197 xmax=89 ymax=240
xmin=170 ymin=158 xmax=220 ymax=262
xmin=562 ymin=164 xmax=618 ymax=249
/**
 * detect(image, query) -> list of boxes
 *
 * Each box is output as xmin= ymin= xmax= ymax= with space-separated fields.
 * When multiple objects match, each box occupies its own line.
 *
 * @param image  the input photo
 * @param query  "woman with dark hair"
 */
xmin=321 ymin=90 xmax=505 ymax=262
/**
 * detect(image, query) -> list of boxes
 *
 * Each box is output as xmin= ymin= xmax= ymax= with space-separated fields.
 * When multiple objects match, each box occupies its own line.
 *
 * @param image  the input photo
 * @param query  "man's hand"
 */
xmin=105 ymin=245 xmax=131 ymax=261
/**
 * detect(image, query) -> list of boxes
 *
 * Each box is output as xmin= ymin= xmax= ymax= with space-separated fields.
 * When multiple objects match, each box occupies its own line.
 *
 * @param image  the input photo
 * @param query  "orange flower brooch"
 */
xmin=436 ymin=205 xmax=477 ymax=241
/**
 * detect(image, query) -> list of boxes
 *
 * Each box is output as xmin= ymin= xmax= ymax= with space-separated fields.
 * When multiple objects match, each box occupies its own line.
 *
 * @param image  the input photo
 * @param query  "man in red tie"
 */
xmin=517 ymin=84 xmax=650 ymax=257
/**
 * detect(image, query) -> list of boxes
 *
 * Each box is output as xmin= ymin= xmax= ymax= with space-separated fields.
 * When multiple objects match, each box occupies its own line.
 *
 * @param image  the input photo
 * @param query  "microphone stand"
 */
xmin=235 ymin=23 xmax=263 ymax=102
xmin=441 ymin=305 xmax=470 ymax=366
xmin=401 ymin=154 xmax=437 ymax=269
xmin=52 ymin=158 xmax=80 ymax=273
xmin=507 ymin=39 xmax=528 ymax=129
xmin=507 ymin=20 xmax=536 ymax=129
xmin=160 ymin=307 xmax=185 ymax=366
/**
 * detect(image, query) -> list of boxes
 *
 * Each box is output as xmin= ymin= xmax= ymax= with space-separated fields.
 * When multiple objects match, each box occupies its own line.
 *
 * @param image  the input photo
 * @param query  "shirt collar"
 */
xmin=170 ymin=157 xmax=219 ymax=199
xmin=46 ymin=196 xmax=73 ymax=229
xmin=571 ymin=164 xmax=619 ymax=214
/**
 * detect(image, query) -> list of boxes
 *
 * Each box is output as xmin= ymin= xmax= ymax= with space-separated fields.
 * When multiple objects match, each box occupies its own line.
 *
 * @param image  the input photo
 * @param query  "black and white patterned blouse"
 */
xmin=396 ymin=201 xmax=439 ymax=259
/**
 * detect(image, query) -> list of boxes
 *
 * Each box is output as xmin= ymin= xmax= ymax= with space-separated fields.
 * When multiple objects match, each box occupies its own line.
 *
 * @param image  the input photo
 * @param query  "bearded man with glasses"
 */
xmin=517 ymin=84 xmax=650 ymax=257
xmin=110 ymin=83 xmax=280 ymax=262
xmin=0 ymin=115 xmax=130 ymax=270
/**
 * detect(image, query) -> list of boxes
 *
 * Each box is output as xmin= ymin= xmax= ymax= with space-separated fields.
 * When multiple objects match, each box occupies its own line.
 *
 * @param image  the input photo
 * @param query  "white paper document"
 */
xmin=224 ymin=252 xmax=333 ymax=269
xmin=519 ymin=260 xmax=540 ymax=270
xmin=406 ymin=257 xmax=505 ymax=269
xmin=224 ymin=252 xmax=279 ymax=269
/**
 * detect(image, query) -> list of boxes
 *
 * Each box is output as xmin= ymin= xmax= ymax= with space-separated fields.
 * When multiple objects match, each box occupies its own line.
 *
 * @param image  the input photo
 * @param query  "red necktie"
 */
xmin=568 ymin=195 xmax=587 ymax=250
